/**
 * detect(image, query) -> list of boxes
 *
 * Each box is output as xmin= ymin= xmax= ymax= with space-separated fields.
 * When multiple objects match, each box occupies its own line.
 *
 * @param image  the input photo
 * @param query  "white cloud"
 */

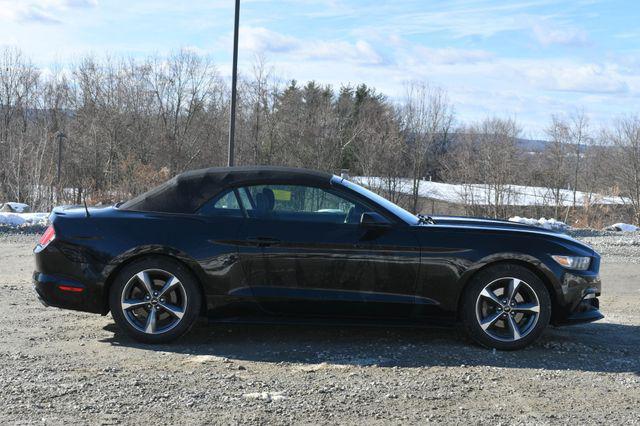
xmin=413 ymin=46 xmax=494 ymax=65
xmin=348 ymin=1 xmax=557 ymax=40
xmin=0 ymin=0 xmax=636 ymax=137
xmin=65 ymin=0 xmax=98 ymax=8
xmin=0 ymin=0 xmax=98 ymax=24
xmin=236 ymin=26 xmax=385 ymax=65
xmin=525 ymin=63 xmax=629 ymax=94
xmin=304 ymin=39 xmax=384 ymax=65
xmin=21 ymin=9 xmax=62 ymax=25
xmin=237 ymin=27 xmax=494 ymax=68
xmin=614 ymin=31 xmax=640 ymax=40
xmin=239 ymin=27 xmax=299 ymax=53
xmin=532 ymin=24 xmax=589 ymax=47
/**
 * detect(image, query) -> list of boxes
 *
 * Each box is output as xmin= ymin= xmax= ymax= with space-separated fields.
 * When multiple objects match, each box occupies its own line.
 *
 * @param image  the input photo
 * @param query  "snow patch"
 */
xmin=604 ymin=223 xmax=639 ymax=232
xmin=509 ymin=216 xmax=569 ymax=232
xmin=1 ymin=202 xmax=30 ymax=213
xmin=355 ymin=177 xmax=627 ymax=207
xmin=294 ymin=362 xmax=349 ymax=372
xmin=183 ymin=355 xmax=229 ymax=364
xmin=242 ymin=391 xmax=287 ymax=402
xmin=0 ymin=212 xmax=49 ymax=227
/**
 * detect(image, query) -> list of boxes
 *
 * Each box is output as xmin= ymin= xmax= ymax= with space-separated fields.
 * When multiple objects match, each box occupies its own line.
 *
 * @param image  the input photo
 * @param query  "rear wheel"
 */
xmin=461 ymin=264 xmax=551 ymax=350
xmin=109 ymin=257 xmax=201 ymax=343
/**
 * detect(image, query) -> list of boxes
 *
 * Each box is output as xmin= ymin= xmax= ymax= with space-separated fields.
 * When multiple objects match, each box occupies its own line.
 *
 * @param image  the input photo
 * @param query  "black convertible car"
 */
xmin=33 ymin=166 xmax=603 ymax=350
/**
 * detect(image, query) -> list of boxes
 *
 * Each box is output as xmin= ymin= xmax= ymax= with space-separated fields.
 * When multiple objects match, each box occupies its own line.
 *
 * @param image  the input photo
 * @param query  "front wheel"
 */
xmin=461 ymin=264 xmax=551 ymax=350
xmin=109 ymin=257 xmax=201 ymax=344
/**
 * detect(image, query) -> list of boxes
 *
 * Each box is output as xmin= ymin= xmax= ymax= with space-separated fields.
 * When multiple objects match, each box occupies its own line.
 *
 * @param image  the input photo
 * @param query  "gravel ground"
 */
xmin=1 ymin=233 xmax=639 ymax=425
xmin=568 ymin=229 xmax=640 ymax=264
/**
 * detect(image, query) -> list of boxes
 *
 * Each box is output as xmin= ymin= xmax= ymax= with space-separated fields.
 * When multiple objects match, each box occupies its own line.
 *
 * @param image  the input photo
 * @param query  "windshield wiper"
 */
xmin=417 ymin=214 xmax=436 ymax=225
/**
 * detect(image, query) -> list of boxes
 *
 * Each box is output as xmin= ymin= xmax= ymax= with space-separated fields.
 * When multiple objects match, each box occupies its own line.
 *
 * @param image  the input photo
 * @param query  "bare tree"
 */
xmin=445 ymin=118 xmax=521 ymax=218
xmin=0 ymin=47 xmax=39 ymax=204
xmin=148 ymin=50 xmax=221 ymax=174
xmin=608 ymin=116 xmax=640 ymax=225
xmin=399 ymin=82 xmax=455 ymax=213
xmin=567 ymin=110 xmax=591 ymax=210
xmin=350 ymin=93 xmax=407 ymax=205
xmin=237 ymin=55 xmax=281 ymax=165
xmin=0 ymin=46 xmax=636 ymax=229
xmin=544 ymin=115 xmax=571 ymax=217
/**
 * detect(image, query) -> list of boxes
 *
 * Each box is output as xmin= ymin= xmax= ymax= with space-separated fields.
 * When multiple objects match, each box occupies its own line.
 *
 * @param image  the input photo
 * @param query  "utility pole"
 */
xmin=227 ymin=0 xmax=240 ymax=167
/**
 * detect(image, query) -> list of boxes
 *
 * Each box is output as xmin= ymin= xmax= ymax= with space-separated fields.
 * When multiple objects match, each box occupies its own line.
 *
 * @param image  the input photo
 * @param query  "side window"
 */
xmin=198 ymin=190 xmax=243 ymax=217
xmin=237 ymin=184 xmax=366 ymax=224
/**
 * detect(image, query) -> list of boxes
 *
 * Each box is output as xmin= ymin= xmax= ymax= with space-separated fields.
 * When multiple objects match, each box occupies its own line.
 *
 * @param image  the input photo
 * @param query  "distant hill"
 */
xmin=516 ymin=138 xmax=549 ymax=152
xmin=447 ymin=134 xmax=587 ymax=153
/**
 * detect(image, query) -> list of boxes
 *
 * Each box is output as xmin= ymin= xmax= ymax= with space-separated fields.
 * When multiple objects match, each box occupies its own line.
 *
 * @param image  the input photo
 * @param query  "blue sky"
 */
xmin=1 ymin=0 xmax=639 ymax=137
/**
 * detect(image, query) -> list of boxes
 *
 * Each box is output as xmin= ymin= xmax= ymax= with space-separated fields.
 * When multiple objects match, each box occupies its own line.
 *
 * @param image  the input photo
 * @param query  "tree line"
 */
xmin=1 ymin=47 xmax=639 ymax=226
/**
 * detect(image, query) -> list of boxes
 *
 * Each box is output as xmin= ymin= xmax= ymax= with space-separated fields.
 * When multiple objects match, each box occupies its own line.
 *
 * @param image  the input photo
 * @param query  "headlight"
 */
xmin=551 ymin=255 xmax=591 ymax=271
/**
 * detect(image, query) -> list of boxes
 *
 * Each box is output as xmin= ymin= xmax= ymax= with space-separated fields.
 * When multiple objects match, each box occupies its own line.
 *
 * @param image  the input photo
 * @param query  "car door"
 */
xmin=195 ymin=189 xmax=266 ymax=312
xmin=233 ymin=183 xmax=421 ymax=319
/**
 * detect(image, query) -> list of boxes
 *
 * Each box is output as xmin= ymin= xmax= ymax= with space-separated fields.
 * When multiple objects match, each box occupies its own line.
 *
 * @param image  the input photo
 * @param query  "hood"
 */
xmin=429 ymin=215 xmax=558 ymax=234
xmin=424 ymin=216 xmax=591 ymax=243
xmin=421 ymin=215 xmax=595 ymax=255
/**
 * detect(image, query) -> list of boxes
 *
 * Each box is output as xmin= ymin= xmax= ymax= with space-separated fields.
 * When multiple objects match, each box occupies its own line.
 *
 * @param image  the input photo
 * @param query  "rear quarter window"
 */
xmin=198 ymin=190 xmax=243 ymax=217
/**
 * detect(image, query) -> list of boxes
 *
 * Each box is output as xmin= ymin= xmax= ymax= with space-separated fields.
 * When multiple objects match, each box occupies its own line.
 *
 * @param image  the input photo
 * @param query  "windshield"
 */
xmin=333 ymin=177 xmax=419 ymax=225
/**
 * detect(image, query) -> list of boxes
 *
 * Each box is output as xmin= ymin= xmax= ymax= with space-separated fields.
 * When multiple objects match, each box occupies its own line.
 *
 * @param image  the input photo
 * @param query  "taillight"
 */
xmin=58 ymin=285 xmax=84 ymax=293
xmin=39 ymin=225 xmax=56 ymax=248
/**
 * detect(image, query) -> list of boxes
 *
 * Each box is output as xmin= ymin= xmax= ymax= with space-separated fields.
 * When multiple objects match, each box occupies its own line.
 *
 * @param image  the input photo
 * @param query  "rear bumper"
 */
xmin=33 ymin=271 xmax=103 ymax=314
xmin=33 ymin=243 xmax=107 ymax=314
xmin=34 ymin=285 xmax=50 ymax=307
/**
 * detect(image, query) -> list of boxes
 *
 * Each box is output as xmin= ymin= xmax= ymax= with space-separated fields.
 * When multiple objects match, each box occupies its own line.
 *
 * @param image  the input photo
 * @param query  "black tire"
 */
xmin=109 ymin=256 xmax=201 ymax=344
xmin=461 ymin=264 xmax=551 ymax=351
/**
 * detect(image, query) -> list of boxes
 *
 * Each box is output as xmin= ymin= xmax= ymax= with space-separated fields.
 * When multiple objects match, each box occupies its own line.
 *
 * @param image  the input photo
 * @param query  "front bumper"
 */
xmin=562 ymin=297 xmax=604 ymax=325
xmin=553 ymin=270 xmax=604 ymax=325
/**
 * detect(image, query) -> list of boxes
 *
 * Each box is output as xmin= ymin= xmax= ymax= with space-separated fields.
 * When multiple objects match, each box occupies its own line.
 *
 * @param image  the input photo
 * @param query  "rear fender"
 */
xmin=100 ymin=245 xmax=208 ymax=314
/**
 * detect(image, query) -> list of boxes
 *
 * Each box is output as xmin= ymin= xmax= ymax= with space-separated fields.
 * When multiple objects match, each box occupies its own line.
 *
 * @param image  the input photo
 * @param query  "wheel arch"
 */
xmin=100 ymin=250 xmax=208 ymax=316
xmin=455 ymin=258 xmax=561 ymax=321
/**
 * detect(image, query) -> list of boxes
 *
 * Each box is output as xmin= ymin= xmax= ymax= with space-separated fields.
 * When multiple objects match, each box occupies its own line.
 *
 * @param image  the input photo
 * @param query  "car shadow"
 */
xmin=101 ymin=321 xmax=640 ymax=375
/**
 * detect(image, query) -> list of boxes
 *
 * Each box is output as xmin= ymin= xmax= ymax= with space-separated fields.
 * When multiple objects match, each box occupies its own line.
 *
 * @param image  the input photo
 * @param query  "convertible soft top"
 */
xmin=120 ymin=166 xmax=334 ymax=213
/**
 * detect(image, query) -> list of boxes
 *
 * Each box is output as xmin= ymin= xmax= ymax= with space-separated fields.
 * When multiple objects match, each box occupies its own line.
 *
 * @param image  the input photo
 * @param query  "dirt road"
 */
xmin=1 ymin=234 xmax=639 ymax=425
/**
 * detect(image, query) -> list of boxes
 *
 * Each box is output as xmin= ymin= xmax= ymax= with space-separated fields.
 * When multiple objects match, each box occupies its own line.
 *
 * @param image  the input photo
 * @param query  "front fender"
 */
xmin=456 ymin=252 xmax=563 ymax=314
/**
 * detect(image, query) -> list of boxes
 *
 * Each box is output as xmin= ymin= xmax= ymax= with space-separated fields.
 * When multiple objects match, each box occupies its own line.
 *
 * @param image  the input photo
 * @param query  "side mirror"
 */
xmin=360 ymin=211 xmax=391 ymax=227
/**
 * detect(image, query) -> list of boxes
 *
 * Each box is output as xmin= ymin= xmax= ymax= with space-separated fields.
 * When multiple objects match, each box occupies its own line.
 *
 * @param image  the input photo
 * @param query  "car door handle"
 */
xmin=246 ymin=236 xmax=281 ymax=247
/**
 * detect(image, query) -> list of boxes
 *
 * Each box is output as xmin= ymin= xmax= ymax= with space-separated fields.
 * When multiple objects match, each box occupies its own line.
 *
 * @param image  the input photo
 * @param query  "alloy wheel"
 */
xmin=475 ymin=277 xmax=541 ymax=342
xmin=120 ymin=269 xmax=188 ymax=335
